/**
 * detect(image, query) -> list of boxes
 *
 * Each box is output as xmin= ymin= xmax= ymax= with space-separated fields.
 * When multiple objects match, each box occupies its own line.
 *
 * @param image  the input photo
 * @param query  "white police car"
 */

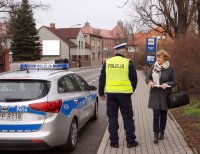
xmin=0 ymin=64 xmax=98 ymax=151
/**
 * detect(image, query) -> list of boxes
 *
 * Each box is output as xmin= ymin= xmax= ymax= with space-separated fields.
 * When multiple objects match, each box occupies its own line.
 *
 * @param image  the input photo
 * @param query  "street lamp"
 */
xmin=70 ymin=24 xmax=81 ymax=28
xmin=69 ymin=45 xmax=71 ymax=67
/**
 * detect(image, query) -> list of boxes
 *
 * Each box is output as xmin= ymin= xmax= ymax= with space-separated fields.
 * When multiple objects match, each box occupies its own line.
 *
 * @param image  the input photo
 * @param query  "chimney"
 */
xmin=85 ymin=21 xmax=90 ymax=26
xmin=117 ymin=20 xmax=123 ymax=27
xmin=50 ymin=23 xmax=55 ymax=29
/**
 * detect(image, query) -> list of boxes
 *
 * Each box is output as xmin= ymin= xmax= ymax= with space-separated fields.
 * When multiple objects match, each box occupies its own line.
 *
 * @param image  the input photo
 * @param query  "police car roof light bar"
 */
xmin=20 ymin=64 xmax=70 ymax=70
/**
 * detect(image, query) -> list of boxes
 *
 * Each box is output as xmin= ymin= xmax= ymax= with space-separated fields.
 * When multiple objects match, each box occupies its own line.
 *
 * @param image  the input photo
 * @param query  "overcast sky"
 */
xmin=33 ymin=0 xmax=131 ymax=30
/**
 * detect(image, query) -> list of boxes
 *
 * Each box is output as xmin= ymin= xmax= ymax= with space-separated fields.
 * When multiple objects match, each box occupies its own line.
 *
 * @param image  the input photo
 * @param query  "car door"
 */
xmin=70 ymin=74 xmax=92 ymax=125
xmin=58 ymin=75 xmax=87 ymax=128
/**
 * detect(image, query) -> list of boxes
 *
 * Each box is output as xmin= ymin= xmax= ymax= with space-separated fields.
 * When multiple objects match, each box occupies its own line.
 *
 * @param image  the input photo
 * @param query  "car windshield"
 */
xmin=0 ymin=80 xmax=51 ymax=102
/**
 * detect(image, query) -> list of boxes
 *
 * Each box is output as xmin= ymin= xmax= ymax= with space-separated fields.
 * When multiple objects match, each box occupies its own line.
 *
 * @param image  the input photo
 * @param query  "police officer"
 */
xmin=99 ymin=43 xmax=138 ymax=148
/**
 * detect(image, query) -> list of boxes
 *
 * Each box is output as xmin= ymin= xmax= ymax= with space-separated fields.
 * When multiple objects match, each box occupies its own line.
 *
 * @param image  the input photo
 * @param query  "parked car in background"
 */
xmin=0 ymin=64 xmax=98 ymax=151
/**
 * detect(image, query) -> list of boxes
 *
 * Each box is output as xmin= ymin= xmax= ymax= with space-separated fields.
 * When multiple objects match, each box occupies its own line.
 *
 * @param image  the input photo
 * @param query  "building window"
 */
xmin=91 ymin=39 xmax=95 ymax=47
xmin=81 ymin=41 xmax=83 ymax=49
xmin=84 ymin=55 xmax=88 ymax=61
xmin=79 ymin=41 xmax=80 ymax=49
xmin=92 ymin=53 xmax=95 ymax=60
xmin=98 ymin=52 xmax=102 ymax=60
xmin=97 ymin=40 xmax=100 ymax=48
xmin=157 ymin=35 xmax=161 ymax=40
xmin=106 ymin=51 xmax=110 ymax=58
xmin=162 ymin=35 xmax=166 ymax=39
xmin=72 ymin=55 xmax=77 ymax=62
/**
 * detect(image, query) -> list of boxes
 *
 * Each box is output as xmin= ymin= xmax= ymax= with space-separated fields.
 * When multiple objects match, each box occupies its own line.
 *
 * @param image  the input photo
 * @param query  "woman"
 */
xmin=146 ymin=50 xmax=176 ymax=144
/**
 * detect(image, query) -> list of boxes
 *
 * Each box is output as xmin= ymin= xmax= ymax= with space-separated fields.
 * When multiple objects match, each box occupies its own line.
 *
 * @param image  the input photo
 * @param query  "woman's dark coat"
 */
xmin=146 ymin=64 xmax=176 ymax=110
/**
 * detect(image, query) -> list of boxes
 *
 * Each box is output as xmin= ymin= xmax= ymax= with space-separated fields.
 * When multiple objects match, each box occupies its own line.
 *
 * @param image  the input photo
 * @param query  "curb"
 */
xmin=69 ymin=65 xmax=102 ymax=71
xmin=96 ymin=126 xmax=109 ymax=154
xmin=168 ymin=111 xmax=198 ymax=154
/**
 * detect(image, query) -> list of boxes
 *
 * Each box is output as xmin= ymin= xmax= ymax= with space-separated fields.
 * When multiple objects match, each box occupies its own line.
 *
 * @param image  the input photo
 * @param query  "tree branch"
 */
xmin=117 ymin=0 xmax=129 ymax=8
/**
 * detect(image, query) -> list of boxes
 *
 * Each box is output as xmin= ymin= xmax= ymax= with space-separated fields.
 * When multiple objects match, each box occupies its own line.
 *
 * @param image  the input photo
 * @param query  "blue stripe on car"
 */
xmin=0 ymin=140 xmax=33 ymax=143
xmin=61 ymin=99 xmax=77 ymax=116
xmin=0 ymin=124 xmax=42 ymax=132
xmin=61 ymin=94 xmax=96 ymax=116
xmin=0 ymin=105 xmax=45 ymax=116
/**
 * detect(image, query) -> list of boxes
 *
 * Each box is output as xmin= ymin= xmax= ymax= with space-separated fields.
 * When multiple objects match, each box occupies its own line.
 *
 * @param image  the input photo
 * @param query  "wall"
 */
xmin=0 ymin=50 xmax=9 ymax=72
xmin=39 ymin=27 xmax=70 ymax=61
xmin=69 ymin=31 xmax=91 ymax=67
xmin=90 ymin=35 xmax=103 ymax=66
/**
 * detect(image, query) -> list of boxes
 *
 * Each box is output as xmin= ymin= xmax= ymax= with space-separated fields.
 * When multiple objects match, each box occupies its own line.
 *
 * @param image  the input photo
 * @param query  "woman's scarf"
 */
xmin=152 ymin=61 xmax=170 ymax=85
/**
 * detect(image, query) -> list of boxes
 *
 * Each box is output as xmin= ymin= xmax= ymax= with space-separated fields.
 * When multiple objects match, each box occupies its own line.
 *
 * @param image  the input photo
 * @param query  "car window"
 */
xmin=0 ymin=80 xmax=50 ymax=102
xmin=58 ymin=76 xmax=78 ymax=93
xmin=64 ymin=76 xmax=77 ymax=92
xmin=58 ymin=77 xmax=67 ymax=93
xmin=72 ymin=74 xmax=89 ymax=91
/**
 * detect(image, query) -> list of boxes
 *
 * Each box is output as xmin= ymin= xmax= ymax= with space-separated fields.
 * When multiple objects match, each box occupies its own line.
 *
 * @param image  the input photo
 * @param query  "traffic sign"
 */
xmin=146 ymin=55 xmax=156 ymax=64
xmin=146 ymin=38 xmax=157 ymax=52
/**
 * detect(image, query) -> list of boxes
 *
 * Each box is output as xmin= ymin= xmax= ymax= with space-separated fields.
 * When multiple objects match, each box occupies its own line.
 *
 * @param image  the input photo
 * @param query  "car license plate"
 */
xmin=0 ymin=113 xmax=23 ymax=121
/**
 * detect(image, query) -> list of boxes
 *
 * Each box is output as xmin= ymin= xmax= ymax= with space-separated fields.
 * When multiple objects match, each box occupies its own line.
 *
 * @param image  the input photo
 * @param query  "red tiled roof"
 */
xmin=92 ymin=28 xmax=102 ymax=37
xmin=82 ymin=22 xmax=93 ymax=34
xmin=100 ymin=29 xmax=113 ymax=38
xmin=57 ymin=28 xmax=81 ymax=39
xmin=133 ymin=32 xmax=148 ymax=46
xmin=82 ymin=21 xmax=125 ymax=39
xmin=133 ymin=27 xmax=173 ymax=46
xmin=85 ymin=42 xmax=91 ymax=49
xmin=82 ymin=24 xmax=102 ymax=37
xmin=111 ymin=24 xmax=125 ymax=38
xmin=41 ymin=26 xmax=77 ymax=47
xmin=149 ymin=27 xmax=165 ymax=33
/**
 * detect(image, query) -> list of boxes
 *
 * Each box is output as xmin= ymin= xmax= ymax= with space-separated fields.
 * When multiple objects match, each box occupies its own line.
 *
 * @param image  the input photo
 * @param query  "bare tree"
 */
xmin=123 ymin=21 xmax=135 ymax=44
xmin=0 ymin=0 xmax=49 ymax=13
xmin=0 ymin=0 xmax=49 ymax=52
xmin=117 ymin=0 xmax=129 ymax=8
xmin=197 ymin=0 xmax=200 ymax=36
xmin=130 ymin=0 xmax=197 ymax=39
xmin=0 ymin=0 xmax=11 ymax=13
xmin=0 ymin=0 xmax=49 ymax=26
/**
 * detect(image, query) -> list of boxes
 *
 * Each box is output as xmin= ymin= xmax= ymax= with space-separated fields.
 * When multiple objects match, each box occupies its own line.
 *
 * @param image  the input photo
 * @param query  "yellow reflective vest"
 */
xmin=105 ymin=56 xmax=133 ymax=93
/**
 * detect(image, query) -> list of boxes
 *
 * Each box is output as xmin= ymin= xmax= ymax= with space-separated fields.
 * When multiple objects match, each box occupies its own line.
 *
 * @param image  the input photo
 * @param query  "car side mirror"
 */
xmin=89 ymin=85 xmax=97 ymax=91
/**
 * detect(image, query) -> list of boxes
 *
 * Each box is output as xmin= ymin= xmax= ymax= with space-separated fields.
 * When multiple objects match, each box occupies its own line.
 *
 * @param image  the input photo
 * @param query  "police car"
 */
xmin=0 ymin=64 xmax=98 ymax=151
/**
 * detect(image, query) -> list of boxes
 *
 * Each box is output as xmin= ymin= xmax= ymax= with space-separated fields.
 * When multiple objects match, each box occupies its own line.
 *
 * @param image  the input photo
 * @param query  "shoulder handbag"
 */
xmin=167 ymin=83 xmax=190 ymax=109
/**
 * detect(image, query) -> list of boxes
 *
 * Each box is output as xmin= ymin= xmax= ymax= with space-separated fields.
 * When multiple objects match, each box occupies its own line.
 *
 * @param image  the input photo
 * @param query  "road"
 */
xmin=1 ymin=66 xmax=108 ymax=154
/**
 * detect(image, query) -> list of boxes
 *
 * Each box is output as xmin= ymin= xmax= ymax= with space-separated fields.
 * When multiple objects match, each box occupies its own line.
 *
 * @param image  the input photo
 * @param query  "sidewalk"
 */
xmin=97 ymin=71 xmax=197 ymax=154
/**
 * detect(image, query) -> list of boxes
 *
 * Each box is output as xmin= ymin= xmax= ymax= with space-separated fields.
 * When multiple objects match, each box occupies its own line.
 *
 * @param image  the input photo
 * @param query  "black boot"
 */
xmin=110 ymin=142 xmax=119 ymax=148
xmin=159 ymin=132 xmax=164 ymax=140
xmin=153 ymin=132 xmax=158 ymax=144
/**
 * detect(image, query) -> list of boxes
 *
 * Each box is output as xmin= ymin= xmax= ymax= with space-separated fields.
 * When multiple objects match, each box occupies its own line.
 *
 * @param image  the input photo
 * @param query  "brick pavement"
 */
xmin=97 ymin=71 xmax=197 ymax=154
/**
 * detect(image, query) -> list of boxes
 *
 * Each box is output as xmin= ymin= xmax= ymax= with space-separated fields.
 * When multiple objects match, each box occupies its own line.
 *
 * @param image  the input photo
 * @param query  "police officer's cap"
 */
xmin=114 ymin=43 xmax=127 ymax=51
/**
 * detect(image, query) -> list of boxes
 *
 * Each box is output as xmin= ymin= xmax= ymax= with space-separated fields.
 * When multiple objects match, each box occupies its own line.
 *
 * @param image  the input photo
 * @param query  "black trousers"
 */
xmin=153 ymin=109 xmax=167 ymax=133
xmin=106 ymin=93 xmax=136 ymax=144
